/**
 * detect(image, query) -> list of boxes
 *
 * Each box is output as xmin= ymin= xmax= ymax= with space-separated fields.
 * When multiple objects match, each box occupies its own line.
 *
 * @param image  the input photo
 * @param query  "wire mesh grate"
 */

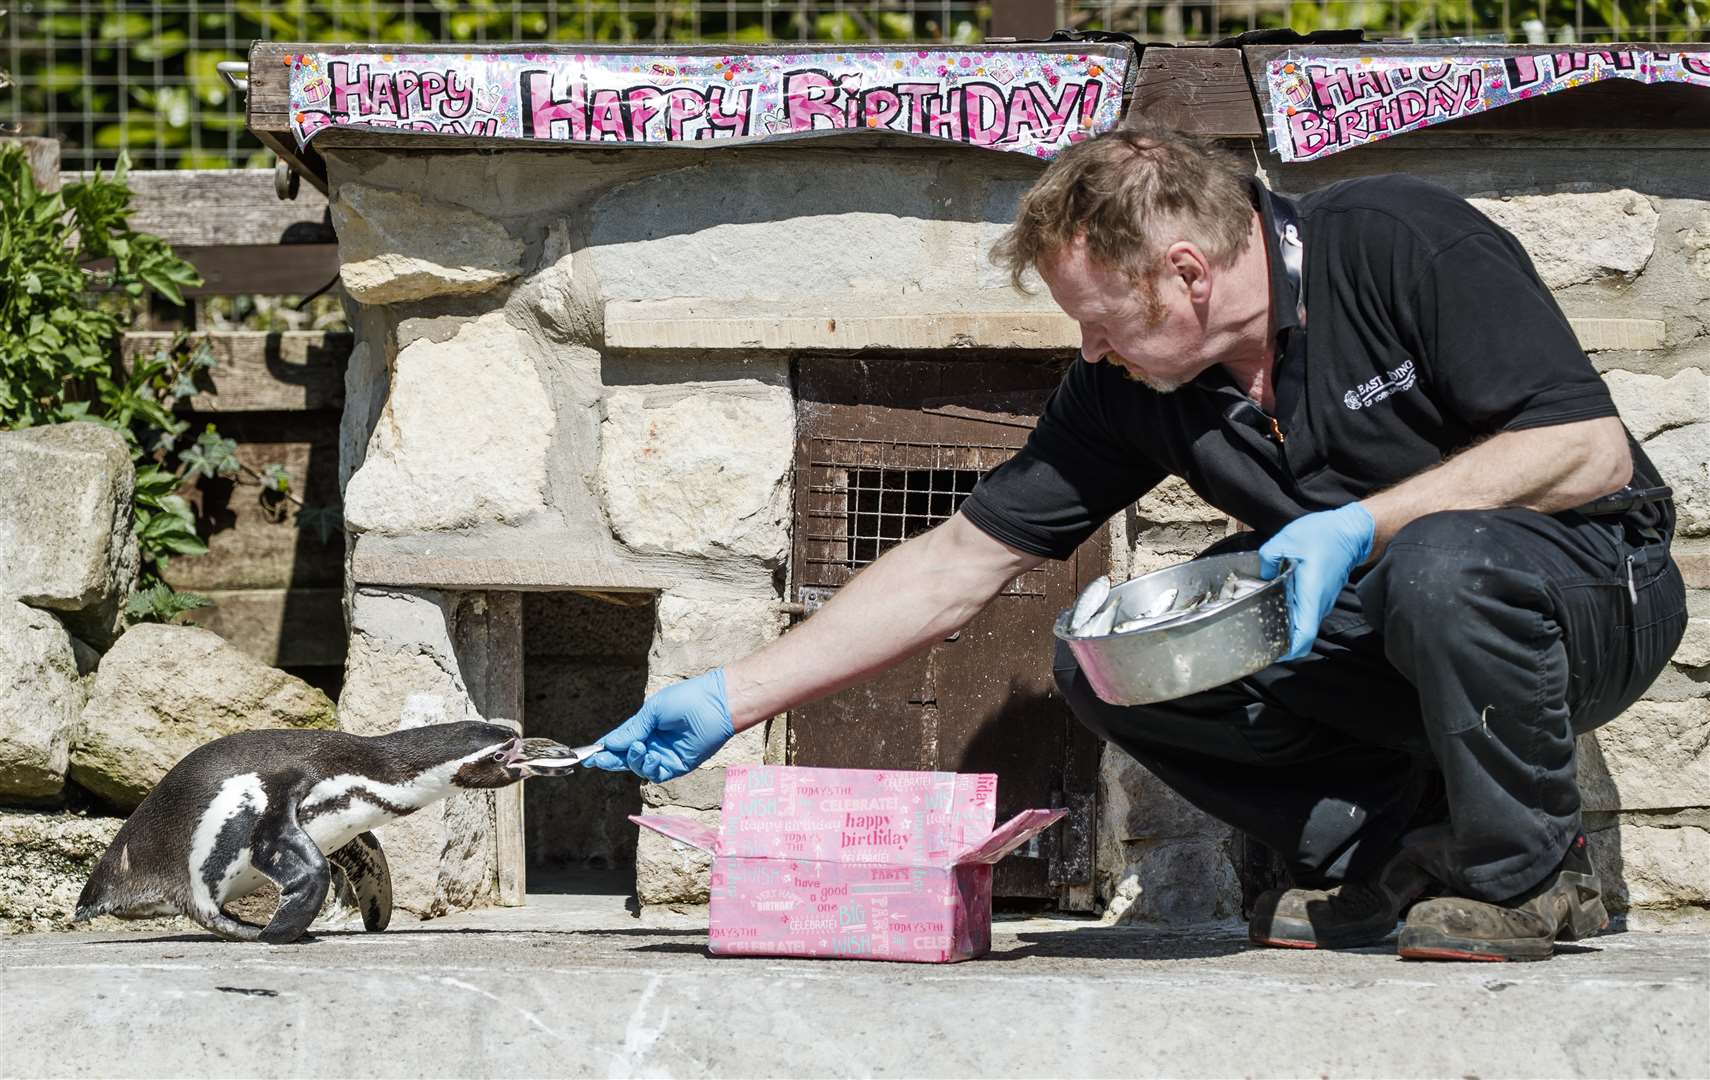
xmin=844 ymin=466 xmax=981 ymax=567
xmin=797 ymin=436 xmax=1045 ymax=596
xmin=6 ymin=2 xmax=1701 ymax=172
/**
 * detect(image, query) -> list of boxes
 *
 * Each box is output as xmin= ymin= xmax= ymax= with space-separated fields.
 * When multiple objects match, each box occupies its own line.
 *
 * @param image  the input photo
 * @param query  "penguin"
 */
xmin=75 ymin=721 xmax=591 ymax=943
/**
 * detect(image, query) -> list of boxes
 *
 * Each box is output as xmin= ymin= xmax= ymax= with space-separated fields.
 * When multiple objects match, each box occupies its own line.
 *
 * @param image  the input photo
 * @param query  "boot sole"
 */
xmin=1396 ymin=929 xmax=1554 ymax=962
xmin=1397 ymin=871 xmax=1609 ymax=963
xmin=1249 ymin=916 xmax=1396 ymax=951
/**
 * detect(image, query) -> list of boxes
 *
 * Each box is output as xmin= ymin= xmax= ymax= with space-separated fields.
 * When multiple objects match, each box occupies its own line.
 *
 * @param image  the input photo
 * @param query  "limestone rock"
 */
xmin=641 ymin=766 xmax=726 ymax=812
xmin=332 ymin=183 xmax=524 ymax=304
xmin=635 ymin=807 xmax=716 ymax=906
xmin=336 ymin=589 xmax=497 ymax=918
xmin=1097 ymin=750 xmax=1239 ymax=925
xmin=599 ymin=386 xmax=793 ymax=564
xmin=339 ymin=337 xmax=385 ymax=491
xmin=343 ymin=314 xmax=553 ymax=535
xmin=1642 ymin=422 xmax=1709 ymax=538
xmin=1102 ymin=751 xmax=1228 ymax=845
xmin=0 ymin=811 xmax=132 ymax=932
xmin=1470 ymin=190 xmax=1658 ymax=290
xmin=1586 ymin=814 xmax=1709 ymax=915
xmin=0 ymin=602 xmax=84 ymax=800
xmin=1576 ymin=699 xmax=1710 ymax=813
xmin=1133 ymin=476 xmax=1227 ymax=527
xmin=70 ymin=624 xmax=336 ymax=810
xmin=1684 ymin=208 xmax=1710 ymax=283
xmin=0 ymin=422 xmax=138 ymax=647
xmin=1103 ymin=840 xmax=1241 ymax=925
xmin=1604 ymin=369 xmax=1708 ymax=442
xmin=648 ymin=592 xmax=786 ymax=681
xmin=1675 ymin=618 xmax=1709 ymax=670
xmin=509 ymin=220 xmax=600 ymax=344
xmin=0 ymin=809 xmax=365 ymax=935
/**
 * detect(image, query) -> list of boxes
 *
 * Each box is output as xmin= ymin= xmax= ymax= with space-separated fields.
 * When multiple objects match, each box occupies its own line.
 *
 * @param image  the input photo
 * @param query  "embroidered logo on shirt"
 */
xmin=1342 ymin=359 xmax=1417 ymax=410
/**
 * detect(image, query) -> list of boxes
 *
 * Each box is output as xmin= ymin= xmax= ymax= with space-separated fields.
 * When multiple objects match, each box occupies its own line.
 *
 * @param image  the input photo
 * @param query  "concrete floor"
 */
xmin=3 ymin=881 xmax=1706 ymax=1079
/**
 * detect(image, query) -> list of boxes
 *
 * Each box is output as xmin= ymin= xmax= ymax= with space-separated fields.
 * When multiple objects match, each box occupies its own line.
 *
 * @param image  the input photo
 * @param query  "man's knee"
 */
xmin=1358 ymin=510 xmax=1543 ymax=632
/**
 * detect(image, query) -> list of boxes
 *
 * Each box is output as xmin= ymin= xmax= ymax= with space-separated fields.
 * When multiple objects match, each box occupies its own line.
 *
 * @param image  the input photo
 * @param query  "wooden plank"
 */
xmin=177 ymin=243 xmax=342 ymax=297
xmin=3 ymin=136 xmax=60 ymax=189
xmin=1126 ymin=48 xmax=1262 ymax=138
xmin=988 ymin=0 xmax=1061 ymax=40
xmin=160 ymin=414 xmax=345 ymax=591
xmin=452 ymin=592 xmax=528 ymax=906
xmin=67 ymin=169 xmax=332 ymax=248
xmin=183 ymin=586 xmax=346 ymax=667
xmin=605 ymin=303 xmax=1081 ymax=352
xmin=124 ymin=331 xmax=351 ymax=412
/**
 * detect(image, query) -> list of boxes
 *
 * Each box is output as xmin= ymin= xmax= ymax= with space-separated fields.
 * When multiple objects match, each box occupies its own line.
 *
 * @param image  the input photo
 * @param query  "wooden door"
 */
xmin=788 ymin=357 xmax=1105 ymax=904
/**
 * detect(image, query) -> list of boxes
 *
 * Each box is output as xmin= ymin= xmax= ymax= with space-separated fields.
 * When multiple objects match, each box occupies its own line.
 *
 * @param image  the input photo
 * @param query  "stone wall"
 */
xmin=321 ymin=144 xmax=1049 ymax=909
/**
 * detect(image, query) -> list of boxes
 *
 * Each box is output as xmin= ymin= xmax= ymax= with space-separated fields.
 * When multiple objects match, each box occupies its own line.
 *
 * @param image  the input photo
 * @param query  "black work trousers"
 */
xmin=1055 ymin=507 xmax=1687 ymax=902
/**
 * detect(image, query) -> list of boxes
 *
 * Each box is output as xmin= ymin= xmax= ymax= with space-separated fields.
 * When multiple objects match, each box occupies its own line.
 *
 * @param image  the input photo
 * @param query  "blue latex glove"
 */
xmin=584 ymin=668 xmax=734 ymax=783
xmin=1258 ymin=503 xmax=1375 ymax=662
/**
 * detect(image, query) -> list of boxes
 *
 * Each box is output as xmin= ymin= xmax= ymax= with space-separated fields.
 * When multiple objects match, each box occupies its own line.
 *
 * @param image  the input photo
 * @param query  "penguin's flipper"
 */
xmin=329 ymin=831 xmax=392 ymax=933
xmin=250 ymin=808 xmax=331 ymax=944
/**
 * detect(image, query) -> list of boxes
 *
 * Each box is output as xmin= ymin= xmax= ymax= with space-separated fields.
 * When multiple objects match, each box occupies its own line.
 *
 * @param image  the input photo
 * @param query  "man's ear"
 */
xmin=1165 ymin=241 xmax=1213 ymax=304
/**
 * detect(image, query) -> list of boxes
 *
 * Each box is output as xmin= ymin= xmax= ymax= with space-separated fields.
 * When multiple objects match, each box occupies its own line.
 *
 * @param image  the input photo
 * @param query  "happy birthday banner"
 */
xmin=287 ymin=47 xmax=1130 ymax=159
xmin=1268 ymin=49 xmax=1710 ymax=162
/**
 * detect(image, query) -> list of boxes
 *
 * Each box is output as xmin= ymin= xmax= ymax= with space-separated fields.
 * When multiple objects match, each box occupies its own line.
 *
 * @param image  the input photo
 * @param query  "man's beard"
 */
xmin=1117 ymin=360 xmax=1184 ymax=394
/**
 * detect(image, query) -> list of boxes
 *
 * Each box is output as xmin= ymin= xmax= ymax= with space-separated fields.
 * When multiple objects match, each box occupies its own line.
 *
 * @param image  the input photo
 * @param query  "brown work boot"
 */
xmin=1397 ymin=833 xmax=1607 ymax=962
xmin=1249 ymin=847 xmax=1435 ymax=950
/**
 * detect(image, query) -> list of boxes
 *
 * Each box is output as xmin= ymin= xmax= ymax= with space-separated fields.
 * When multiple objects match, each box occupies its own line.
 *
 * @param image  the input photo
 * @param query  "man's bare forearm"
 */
xmin=1362 ymin=416 xmax=1632 ymax=553
xmin=723 ymin=513 xmax=1044 ymax=731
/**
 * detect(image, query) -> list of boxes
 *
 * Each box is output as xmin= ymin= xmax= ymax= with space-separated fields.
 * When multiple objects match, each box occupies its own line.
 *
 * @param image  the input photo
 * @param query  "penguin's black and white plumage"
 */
xmin=75 ymin=721 xmax=581 ymax=943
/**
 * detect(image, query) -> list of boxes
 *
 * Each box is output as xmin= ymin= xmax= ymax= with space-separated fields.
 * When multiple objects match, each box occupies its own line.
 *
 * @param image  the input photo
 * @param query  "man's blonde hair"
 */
xmin=992 ymin=125 xmax=1256 ymax=292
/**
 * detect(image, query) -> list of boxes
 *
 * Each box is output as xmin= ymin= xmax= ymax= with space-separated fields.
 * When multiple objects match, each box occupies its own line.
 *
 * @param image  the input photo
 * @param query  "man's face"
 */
xmin=1039 ymin=237 xmax=1210 ymax=393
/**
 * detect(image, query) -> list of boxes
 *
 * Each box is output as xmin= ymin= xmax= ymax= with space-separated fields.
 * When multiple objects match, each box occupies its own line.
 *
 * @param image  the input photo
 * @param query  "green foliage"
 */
xmin=0 ymin=144 xmax=298 ymax=624
xmin=124 ymin=582 xmax=213 ymax=625
xmin=9 ymin=1 xmax=1004 ymax=169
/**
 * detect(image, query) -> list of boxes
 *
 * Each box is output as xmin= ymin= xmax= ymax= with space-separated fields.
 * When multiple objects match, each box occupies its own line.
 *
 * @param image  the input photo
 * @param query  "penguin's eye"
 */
xmin=492 ymin=751 xmax=507 ymax=762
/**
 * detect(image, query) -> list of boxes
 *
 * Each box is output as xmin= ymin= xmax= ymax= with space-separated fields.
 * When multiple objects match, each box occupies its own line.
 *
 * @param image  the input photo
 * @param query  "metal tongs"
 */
xmin=521 ymin=741 xmax=605 ymax=770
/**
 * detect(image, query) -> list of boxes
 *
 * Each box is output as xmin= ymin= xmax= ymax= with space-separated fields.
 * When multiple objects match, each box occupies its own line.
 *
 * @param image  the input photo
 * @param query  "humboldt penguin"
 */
xmin=75 ymin=721 xmax=591 ymax=943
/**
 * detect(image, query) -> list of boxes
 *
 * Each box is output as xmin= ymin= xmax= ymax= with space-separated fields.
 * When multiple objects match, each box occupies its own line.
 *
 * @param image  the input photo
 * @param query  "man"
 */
xmin=587 ymin=127 xmax=1686 ymax=962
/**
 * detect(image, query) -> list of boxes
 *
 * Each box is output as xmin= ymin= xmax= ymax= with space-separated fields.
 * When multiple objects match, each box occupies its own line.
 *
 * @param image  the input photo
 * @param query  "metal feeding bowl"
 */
xmin=1052 ymin=552 xmax=1293 ymax=706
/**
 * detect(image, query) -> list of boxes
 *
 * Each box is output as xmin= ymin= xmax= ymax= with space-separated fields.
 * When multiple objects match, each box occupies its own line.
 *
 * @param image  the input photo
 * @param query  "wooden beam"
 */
xmin=988 ymin=0 xmax=1060 ymax=40
xmin=176 ymin=243 xmax=342 ymax=297
xmin=2 ymin=137 xmax=60 ymax=190
xmin=68 ymin=168 xmax=332 ymax=247
xmin=157 ymin=414 xmax=345 ymax=592
xmin=183 ymin=586 xmax=346 ymax=667
xmin=1126 ymin=48 xmax=1263 ymax=138
xmin=123 ymin=331 xmax=351 ymax=412
xmin=453 ymin=593 xmax=528 ymax=906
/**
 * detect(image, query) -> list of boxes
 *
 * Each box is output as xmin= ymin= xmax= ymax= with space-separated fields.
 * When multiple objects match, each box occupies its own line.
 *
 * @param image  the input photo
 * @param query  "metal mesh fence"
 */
xmin=3 ymin=1 xmax=1704 ymax=170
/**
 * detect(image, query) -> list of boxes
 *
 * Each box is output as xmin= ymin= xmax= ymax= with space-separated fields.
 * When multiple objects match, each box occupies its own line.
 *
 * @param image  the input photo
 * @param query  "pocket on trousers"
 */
xmin=1570 ymin=549 xmax=1687 ymax=735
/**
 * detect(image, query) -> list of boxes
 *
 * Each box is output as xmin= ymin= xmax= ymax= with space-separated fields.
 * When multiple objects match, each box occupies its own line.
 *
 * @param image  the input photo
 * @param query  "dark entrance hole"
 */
xmin=522 ymin=591 xmax=653 ymax=894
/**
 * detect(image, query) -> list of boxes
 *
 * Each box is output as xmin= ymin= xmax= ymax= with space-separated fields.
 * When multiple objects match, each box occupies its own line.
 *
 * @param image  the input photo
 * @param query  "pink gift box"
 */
xmin=631 ymin=764 xmax=1066 ymax=963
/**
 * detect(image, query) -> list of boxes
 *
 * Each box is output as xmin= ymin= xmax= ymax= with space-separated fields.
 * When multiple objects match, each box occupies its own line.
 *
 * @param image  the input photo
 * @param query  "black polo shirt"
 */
xmin=962 ymin=175 xmax=1620 ymax=559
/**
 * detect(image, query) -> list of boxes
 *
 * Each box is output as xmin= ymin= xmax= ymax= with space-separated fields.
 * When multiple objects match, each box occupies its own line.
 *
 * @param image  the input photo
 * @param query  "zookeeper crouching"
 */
xmin=587 ymin=126 xmax=1688 ymax=962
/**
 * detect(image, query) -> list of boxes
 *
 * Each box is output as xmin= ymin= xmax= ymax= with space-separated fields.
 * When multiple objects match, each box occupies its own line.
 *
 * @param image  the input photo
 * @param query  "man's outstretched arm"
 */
xmin=586 ymin=512 xmax=1046 ymax=779
xmin=723 ymin=511 xmax=1046 ymax=731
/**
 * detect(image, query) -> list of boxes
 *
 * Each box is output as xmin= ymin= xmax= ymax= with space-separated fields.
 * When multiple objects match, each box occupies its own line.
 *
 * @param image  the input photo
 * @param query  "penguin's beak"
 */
xmin=501 ymin=737 xmax=588 ymax=778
